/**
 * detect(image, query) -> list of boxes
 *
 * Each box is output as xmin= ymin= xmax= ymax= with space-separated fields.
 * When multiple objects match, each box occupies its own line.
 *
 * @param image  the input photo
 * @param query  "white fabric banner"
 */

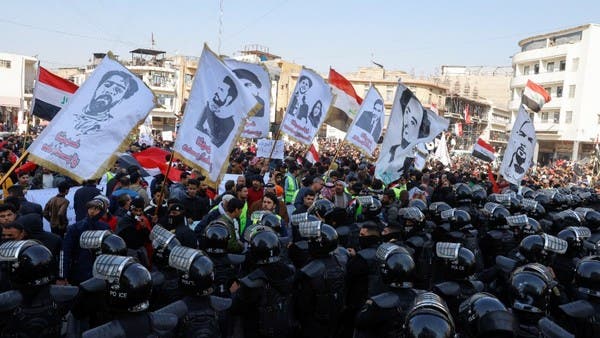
xmin=413 ymin=143 xmax=429 ymax=171
xmin=174 ymin=45 xmax=261 ymax=183
xmin=27 ymin=57 xmax=155 ymax=181
xmin=375 ymin=83 xmax=449 ymax=184
xmin=346 ymin=86 xmax=384 ymax=155
xmin=256 ymin=139 xmax=285 ymax=160
xmin=433 ymin=134 xmax=451 ymax=166
xmin=224 ymin=59 xmax=271 ymax=139
xmin=25 ymin=187 xmax=81 ymax=232
xmin=280 ymin=68 xmax=333 ymax=145
xmin=500 ymin=104 xmax=536 ymax=185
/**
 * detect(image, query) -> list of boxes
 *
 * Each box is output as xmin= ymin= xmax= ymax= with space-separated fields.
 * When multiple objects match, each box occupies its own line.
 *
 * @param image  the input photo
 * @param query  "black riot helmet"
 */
xmin=521 ymin=187 xmax=535 ymax=199
xmin=202 ymin=221 xmax=231 ymax=254
xmin=435 ymin=242 xmax=476 ymax=280
xmin=574 ymin=255 xmax=600 ymax=299
xmin=308 ymin=198 xmax=335 ymax=220
xmin=150 ymin=225 xmax=182 ymax=268
xmin=261 ymin=213 xmax=282 ymax=231
xmin=518 ymin=234 xmax=567 ymax=265
xmin=0 ymin=240 xmax=55 ymax=288
xmin=428 ymin=202 xmax=452 ymax=223
xmin=169 ymin=245 xmax=214 ymax=297
xmin=404 ymin=292 xmax=455 ymax=338
xmin=441 ymin=208 xmax=472 ymax=230
xmin=300 ymin=220 xmax=338 ymax=257
xmin=454 ymin=183 xmax=472 ymax=203
xmin=248 ymin=229 xmax=281 ymax=265
xmin=458 ymin=292 xmax=516 ymax=338
xmin=362 ymin=196 xmax=383 ymax=220
xmin=521 ymin=199 xmax=546 ymax=218
xmin=376 ymin=243 xmax=415 ymax=287
xmin=576 ymin=207 xmax=600 ymax=231
xmin=557 ymin=226 xmax=591 ymax=257
xmin=471 ymin=185 xmax=488 ymax=208
xmin=482 ymin=202 xmax=510 ymax=228
xmin=408 ymin=199 xmax=428 ymax=213
xmin=534 ymin=192 xmax=552 ymax=208
xmin=489 ymin=193 xmax=521 ymax=213
xmin=80 ymin=230 xmax=127 ymax=257
xmin=507 ymin=215 xmax=543 ymax=242
xmin=401 ymin=207 xmax=426 ymax=226
xmin=508 ymin=263 xmax=557 ymax=320
xmin=93 ymin=255 xmax=153 ymax=312
xmin=557 ymin=209 xmax=583 ymax=228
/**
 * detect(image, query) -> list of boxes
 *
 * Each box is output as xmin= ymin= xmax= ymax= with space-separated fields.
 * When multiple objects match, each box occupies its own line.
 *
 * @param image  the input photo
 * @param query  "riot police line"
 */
xmin=1 ymin=183 xmax=600 ymax=337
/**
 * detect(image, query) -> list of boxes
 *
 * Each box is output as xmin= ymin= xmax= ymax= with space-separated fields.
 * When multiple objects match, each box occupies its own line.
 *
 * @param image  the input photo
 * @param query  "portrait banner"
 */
xmin=27 ymin=57 xmax=155 ymax=182
xmin=256 ymin=139 xmax=285 ymax=160
xmin=174 ymin=44 xmax=261 ymax=184
xmin=346 ymin=86 xmax=384 ymax=156
xmin=224 ymin=59 xmax=271 ymax=139
xmin=280 ymin=68 xmax=334 ymax=145
xmin=500 ymin=104 xmax=536 ymax=185
xmin=375 ymin=83 xmax=448 ymax=184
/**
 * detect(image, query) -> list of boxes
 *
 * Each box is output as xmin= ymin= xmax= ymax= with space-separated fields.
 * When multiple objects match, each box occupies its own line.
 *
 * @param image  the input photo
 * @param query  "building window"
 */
xmin=0 ymin=60 xmax=10 ymax=68
xmin=566 ymin=111 xmax=572 ymax=123
xmin=386 ymin=86 xmax=393 ymax=101
xmin=569 ymin=85 xmax=576 ymax=98
xmin=559 ymin=60 xmax=566 ymax=71
xmin=553 ymin=112 xmax=560 ymax=124
xmin=541 ymin=112 xmax=549 ymax=123
xmin=544 ymin=87 xmax=552 ymax=96
xmin=363 ymin=85 xmax=369 ymax=96
xmin=572 ymin=58 xmax=579 ymax=72
xmin=546 ymin=62 xmax=554 ymax=72
xmin=523 ymin=65 xmax=530 ymax=75
xmin=556 ymin=86 xmax=563 ymax=98
xmin=534 ymin=64 xmax=539 ymax=74
xmin=428 ymin=93 xmax=432 ymax=104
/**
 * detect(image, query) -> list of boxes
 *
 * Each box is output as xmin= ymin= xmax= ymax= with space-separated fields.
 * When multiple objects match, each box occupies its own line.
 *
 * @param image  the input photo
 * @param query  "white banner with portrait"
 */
xmin=375 ymin=83 xmax=448 ymax=184
xmin=27 ymin=57 xmax=155 ymax=182
xmin=224 ymin=59 xmax=271 ymax=139
xmin=280 ymin=68 xmax=333 ymax=145
xmin=500 ymin=104 xmax=536 ymax=185
xmin=174 ymin=45 xmax=261 ymax=184
xmin=346 ymin=86 xmax=384 ymax=155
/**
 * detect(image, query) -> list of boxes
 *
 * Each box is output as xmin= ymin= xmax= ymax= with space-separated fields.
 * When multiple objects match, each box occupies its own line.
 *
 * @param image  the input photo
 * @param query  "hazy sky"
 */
xmin=2 ymin=1 xmax=599 ymax=75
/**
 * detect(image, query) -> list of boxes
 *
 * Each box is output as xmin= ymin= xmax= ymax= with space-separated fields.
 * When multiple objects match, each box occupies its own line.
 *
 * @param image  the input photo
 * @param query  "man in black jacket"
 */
xmin=18 ymin=213 xmax=62 ymax=273
xmin=74 ymin=179 xmax=101 ymax=221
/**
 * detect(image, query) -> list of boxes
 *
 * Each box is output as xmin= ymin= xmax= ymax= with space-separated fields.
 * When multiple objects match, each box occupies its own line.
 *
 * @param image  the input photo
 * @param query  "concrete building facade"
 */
xmin=0 ymin=52 xmax=37 ymax=131
xmin=510 ymin=24 xmax=600 ymax=164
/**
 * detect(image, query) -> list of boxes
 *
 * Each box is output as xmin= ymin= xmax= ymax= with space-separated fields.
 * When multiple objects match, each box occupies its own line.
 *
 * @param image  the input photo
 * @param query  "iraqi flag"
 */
xmin=305 ymin=141 xmax=320 ymax=164
xmin=327 ymin=68 xmax=362 ymax=131
xmin=522 ymin=80 xmax=551 ymax=112
xmin=472 ymin=138 xmax=495 ymax=162
xmin=31 ymin=67 xmax=79 ymax=120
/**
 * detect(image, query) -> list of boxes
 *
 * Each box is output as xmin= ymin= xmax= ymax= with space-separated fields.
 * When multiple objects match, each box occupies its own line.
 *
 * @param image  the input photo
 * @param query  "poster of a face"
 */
xmin=346 ymin=86 xmax=385 ymax=155
xmin=280 ymin=68 xmax=333 ymax=145
xmin=224 ymin=59 xmax=271 ymax=139
xmin=174 ymin=45 xmax=260 ymax=182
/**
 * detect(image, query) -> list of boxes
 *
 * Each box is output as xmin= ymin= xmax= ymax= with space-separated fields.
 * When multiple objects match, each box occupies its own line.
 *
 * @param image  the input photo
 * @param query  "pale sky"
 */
xmin=2 ymin=1 xmax=599 ymax=74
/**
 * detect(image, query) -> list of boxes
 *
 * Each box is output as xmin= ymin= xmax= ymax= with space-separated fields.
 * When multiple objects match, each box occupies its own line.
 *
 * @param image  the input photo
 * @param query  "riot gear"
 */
xmin=408 ymin=198 xmax=427 ymax=213
xmin=308 ymin=198 xmax=335 ymax=220
xmin=518 ymin=233 xmax=567 ymax=265
xmin=435 ymin=242 xmax=476 ymax=281
xmin=150 ymin=225 xmax=182 ymax=268
xmin=404 ymin=292 xmax=455 ymax=338
xmin=248 ymin=229 xmax=281 ymax=265
xmin=521 ymin=198 xmax=546 ymax=218
xmin=441 ymin=208 xmax=472 ymax=230
xmin=80 ymin=230 xmax=127 ymax=257
xmin=377 ymin=243 xmax=415 ymax=287
xmin=93 ymin=254 xmax=153 ymax=312
xmin=576 ymin=207 xmax=600 ymax=230
xmin=482 ymin=202 xmax=510 ymax=228
xmin=428 ymin=202 xmax=452 ymax=223
xmin=0 ymin=240 xmax=55 ymax=288
xmin=454 ymin=183 xmax=472 ymax=203
xmin=558 ymin=226 xmax=591 ymax=257
xmin=300 ymin=221 xmax=339 ymax=257
xmin=356 ymin=195 xmax=382 ymax=221
xmin=508 ymin=263 xmax=558 ymax=328
xmin=471 ymin=185 xmax=488 ymax=208
xmin=574 ymin=255 xmax=600 ymax=299
xmin=168 ymin=245 xmax=214 ymax=297
xmin=201 ymin=221 xmax=230 ymax=254
xmin=458 ymin=292 xmax=516 ymax=338
xmin=261 ymin=213 xmax=282 ymax=231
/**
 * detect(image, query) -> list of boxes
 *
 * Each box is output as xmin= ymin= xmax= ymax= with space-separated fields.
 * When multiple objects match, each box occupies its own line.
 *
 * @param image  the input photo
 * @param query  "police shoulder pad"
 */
xmin=149 ymin=312 xmax=179 ymax=335
xmin=210 ymin=295 xmax=232 ymax=312
xmin=371 ymin=291 xmax=400 ymax=309
xmin=240 ymin=269 xmax=267 ymax=288
xmin=357 ymin=247 xmax=376 ymax=261
xmin=301 ymin=259 xmax=326 ymax=278
xmin=49 ymin=285 xmax=79 ymax=303
xmin=0 ymin=290 xmax=22 ymax=312
xmin=151 ymin=271 xmax=165 ymax=288
xmin=433 ymin=281 xmax=460 ymax=297
xmin=558 ymin=300 xmax=595 ymax=319
xmin=226 ymin=253 xmax=246 ymax=265
xmin=82 ymin=320 xmax=126 ymax=338
xmin=154 ymin=300 xmax=188 ymax=320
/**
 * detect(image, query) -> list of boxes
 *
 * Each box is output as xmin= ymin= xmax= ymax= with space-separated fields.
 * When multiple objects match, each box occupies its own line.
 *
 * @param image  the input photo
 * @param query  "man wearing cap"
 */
xmin=165 ymin=203 xmax=198 ymax=249
xmin=59 ymin=199 xmax=110 ymax=285
xmin=73 ymin=179 xmax=102 ymax=222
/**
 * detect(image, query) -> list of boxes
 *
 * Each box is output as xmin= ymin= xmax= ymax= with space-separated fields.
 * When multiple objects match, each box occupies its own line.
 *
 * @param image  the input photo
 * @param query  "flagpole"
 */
xmin=266 ymin=128 xmax=281 ymax=162
xmin=0 ymin=151 xmax=29 ymax=188
xmin=154 ymin=150 xmax=175 ymax=218
xmin=328 ymin=139 xmax=345 ymax=171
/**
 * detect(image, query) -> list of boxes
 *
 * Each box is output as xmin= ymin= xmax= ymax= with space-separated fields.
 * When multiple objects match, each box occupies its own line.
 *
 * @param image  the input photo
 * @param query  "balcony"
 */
xmin=511 ymin=71 xmax=565 ymax=88
xmin=512 ymin=43 xmax=570 ymax=64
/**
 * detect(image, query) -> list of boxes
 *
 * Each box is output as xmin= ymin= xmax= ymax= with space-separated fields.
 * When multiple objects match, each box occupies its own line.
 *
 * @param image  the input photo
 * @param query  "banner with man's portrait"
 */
xmin=27 ymin=57 xmax=155 ymax=182
xmin=500 ymin=104 xmax=536 ymax=185
xmin=280 ymin=68 xmax=333 ymax=145
xmin=174 ymin=45 xmax=261 ymax=184
xmin=346 ymin=86 xmax=385 ymax=155
xmin=224 ymin=59 xmax=271 ymax=139
xmin=375 ymin=83 xmax=448 ymax=184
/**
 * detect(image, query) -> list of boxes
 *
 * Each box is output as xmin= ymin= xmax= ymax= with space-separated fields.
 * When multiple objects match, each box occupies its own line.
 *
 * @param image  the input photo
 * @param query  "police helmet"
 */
xmin=0 ymin=240 xmax=55 ymax=288
xmin=458 ymin=292 xmax=516 ymax=338
xmin=405 ymin=292 xmax=455 ymax=338
xmin=249 ymin=230 xmax=281 ymax=265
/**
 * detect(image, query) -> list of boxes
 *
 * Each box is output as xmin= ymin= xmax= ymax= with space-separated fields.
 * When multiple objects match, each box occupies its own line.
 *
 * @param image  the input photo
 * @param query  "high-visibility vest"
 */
xmin=284 ymin=174 xmax=298 ymax=204
xmin=239 ymin=201 xmax=248 ymax=235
